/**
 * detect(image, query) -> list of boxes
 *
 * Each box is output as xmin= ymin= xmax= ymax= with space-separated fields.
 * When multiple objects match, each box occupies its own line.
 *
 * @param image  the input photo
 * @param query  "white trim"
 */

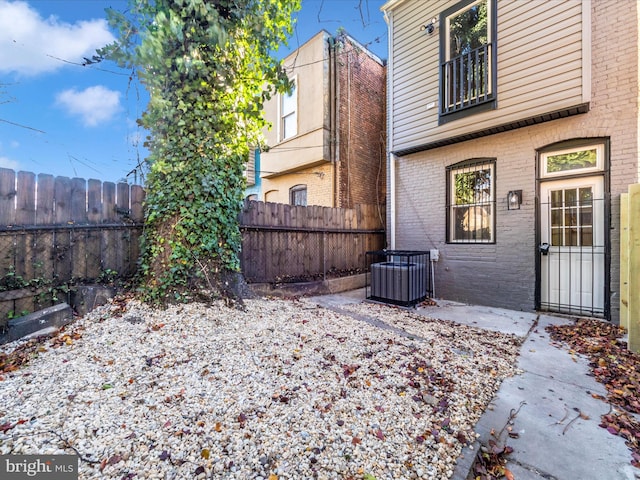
xmin=380 ymin=0 xmax=409 ymax=13
xmin=385 ymin=8 xmax=396 ymax=249
xmin=581 ymin=0 xmax=592 ymax=103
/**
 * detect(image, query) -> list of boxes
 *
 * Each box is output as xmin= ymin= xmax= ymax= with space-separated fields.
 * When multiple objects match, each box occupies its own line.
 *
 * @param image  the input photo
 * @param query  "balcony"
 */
xmin=441 ymin=43 xmax=494 ymax=116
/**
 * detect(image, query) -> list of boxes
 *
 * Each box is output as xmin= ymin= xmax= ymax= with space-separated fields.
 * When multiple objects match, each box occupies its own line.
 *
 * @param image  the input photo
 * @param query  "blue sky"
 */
xmin=0 ymin=0 xmax=387 ymax=184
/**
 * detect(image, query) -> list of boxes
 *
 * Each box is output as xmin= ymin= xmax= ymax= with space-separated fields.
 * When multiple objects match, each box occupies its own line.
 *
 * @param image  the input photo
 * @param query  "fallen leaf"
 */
xmin=0 ymin=422 xmax=14 ymax=433
xmin=505 ymin=468 xmax=515 ymax=480
xmin=201 ymin=448 xmax=210 ymax=459
xmin=375 ymin=429 xmax=385 ymax=441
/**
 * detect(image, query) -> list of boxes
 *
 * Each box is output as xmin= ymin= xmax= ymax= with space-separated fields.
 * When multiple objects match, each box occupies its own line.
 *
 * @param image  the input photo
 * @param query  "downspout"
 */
xmin=384 ymin=9 xmax=396 ymax=249
xmin=328 ymin=36 xmax=339 ymax=207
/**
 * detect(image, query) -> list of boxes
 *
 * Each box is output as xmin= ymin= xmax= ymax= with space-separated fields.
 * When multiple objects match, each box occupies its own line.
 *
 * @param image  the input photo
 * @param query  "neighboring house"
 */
xmin=244 ymin=149 xmax=260 ymax=201
xmin=381 ymin=0 xmax=639 ymax=322
xmin=245 ymin=30 xmax=387 ymax=208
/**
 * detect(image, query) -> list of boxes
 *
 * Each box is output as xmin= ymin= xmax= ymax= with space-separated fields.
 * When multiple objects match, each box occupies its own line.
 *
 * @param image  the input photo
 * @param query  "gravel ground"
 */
xmin=0 ymin=297 xmax=521 ymax=480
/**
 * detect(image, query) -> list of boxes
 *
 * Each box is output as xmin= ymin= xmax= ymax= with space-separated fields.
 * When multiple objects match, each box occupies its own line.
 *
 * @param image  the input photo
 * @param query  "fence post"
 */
xmin=628 ymin=184 xmax=640 ymax=352
xmin=322 ymin=231 xmax=326 ymax=281
xmin=620 ymin=193 xmax=629 ymax=331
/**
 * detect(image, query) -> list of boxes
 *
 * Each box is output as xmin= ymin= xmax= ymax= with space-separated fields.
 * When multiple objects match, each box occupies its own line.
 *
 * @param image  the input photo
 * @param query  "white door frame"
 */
xmin=535 ymin=139 xmax=610 ymax=319
xmin=539 ymin=176 xmax=605 ymax=316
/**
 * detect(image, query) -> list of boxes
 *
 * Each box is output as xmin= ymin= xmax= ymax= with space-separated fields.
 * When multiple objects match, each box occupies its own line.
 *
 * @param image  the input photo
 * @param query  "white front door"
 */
xmin=539 ymin=176 xmax=605 ymax=316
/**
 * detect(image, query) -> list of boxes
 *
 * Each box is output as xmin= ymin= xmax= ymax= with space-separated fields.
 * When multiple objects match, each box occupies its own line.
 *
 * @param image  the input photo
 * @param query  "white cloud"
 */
xmin=0 ymin=1 xmax=115 ymax=76
xmin=0 ymin=156 xmax=20 ymax=170
xmin=55 ymin=85 xmax=121 ymax=127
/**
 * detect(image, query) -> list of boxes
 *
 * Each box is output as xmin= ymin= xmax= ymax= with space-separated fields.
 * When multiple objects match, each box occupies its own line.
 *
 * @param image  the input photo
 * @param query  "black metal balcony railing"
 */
xmin=441 ymin=43 xmax=493 ymax=115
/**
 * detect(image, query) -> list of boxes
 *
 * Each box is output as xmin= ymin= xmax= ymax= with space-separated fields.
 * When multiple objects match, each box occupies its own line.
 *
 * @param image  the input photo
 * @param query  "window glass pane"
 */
xmin=550 ymin=190 xmax=563 ymax=208
xmin=290 ymin=185 xmax=307 ymax=206
xmin=448 ymin=0 xmax=488 ymax=58
xmin=282 ymin=86 xmax=296 ymax=115
xmin=453 ymin=206 xmax=469 ymax=239
xmin=282 ymin=112 xmax=297 ymax=139
xmin=580 ymin=207 xmax=593 ymax=227
xmin=565 ymin=209 xmax=577 ymax=227
xmin=454 ymin=204 xmax=492 ymax=240
xmin=551 ymin=227 xmax=563 ymax=246
xmin=546 ymin=149 xmax=597 ymax=173
xmin=567 ymin=228 xmax=578 ymax=246
xmin=579 ymin=187 xmax=593 ymax=205
xmin=564 ymin=188 xmax=577 ymax=207
xmin=454 ymin=169 xmax=491 ymax=204
xmin=551 ymin=209 xmax=563 ymax=228
xmin=581 ymin=227 xmax=593 ymax=247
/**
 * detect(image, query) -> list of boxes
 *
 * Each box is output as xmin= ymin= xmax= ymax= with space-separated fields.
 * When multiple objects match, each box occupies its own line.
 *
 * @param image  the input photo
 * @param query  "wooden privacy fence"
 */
xmin=239 ymin=200 xmax=386 ymax=283
xmin=621 ymin=184 xmax=640 ymax=352
xmin=0 ymin=167 xmax=386 ymax=324
xmin=0 ymin=168 xmax=144 ymax=325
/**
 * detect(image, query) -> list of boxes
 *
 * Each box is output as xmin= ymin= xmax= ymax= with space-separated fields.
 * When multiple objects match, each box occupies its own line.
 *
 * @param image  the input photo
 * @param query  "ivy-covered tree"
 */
xmin=99 ymin=0 xmax=300 ymax=304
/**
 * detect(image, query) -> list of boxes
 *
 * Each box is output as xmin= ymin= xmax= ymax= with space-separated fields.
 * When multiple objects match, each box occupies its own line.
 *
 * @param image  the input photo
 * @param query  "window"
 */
xmin=549 ymin=187 xmax=594 ymax=247
xmin=540 ymin=144 xmax=604 ymax=178
xmin=290 ymin=184 xmax=307 ymax=206
xmin=440 ymin=0 xmax=496 ymax=120
xmin=446 ymin=159 xmax=495 ymax=243
xmin=281 ymin=79 xmax=297 ymax=140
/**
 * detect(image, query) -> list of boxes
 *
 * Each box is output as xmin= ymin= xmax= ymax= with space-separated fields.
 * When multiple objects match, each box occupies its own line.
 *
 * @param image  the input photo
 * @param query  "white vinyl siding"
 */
xmin=388 ymin=0 xmax=586 ymax=151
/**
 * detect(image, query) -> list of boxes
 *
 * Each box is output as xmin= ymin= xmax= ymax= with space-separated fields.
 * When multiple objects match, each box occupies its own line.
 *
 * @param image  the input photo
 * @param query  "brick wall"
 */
xmin=337 ymin=37 xmax=387 ymax=209
xmin=393 ymin=0 xmax=639 ymax=321
xmin=260 ymin=164 xmax=333 ymax=206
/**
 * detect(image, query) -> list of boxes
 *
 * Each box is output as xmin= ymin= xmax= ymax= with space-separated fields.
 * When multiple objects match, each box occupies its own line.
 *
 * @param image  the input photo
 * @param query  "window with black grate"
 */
xmin=446 ymin=158 xmax=496 ymax=243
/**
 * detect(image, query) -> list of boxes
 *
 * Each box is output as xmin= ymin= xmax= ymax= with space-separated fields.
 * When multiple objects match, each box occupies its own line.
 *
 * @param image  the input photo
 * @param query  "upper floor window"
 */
xmin=281 ymin=79 xmax=297 ymax=140
xmin=290 ymin=184 xmax=307 ymax=206
xmin=244 ymin=148 xmax=258 ymax=186
xmin=446 ymin=158 xmax=495 ymax=243
xmin=440 ymin=0 xmax=496 ymax=122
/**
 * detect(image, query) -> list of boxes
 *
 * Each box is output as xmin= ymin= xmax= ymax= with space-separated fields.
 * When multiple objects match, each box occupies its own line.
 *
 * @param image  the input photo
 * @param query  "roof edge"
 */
xmin=392 ymin=103 xmax=590 ymax=157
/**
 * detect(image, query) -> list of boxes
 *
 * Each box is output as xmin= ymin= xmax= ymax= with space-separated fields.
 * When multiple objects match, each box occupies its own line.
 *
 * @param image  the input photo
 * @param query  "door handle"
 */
xmin=539 ymin=243 xmax=550 ymax=255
